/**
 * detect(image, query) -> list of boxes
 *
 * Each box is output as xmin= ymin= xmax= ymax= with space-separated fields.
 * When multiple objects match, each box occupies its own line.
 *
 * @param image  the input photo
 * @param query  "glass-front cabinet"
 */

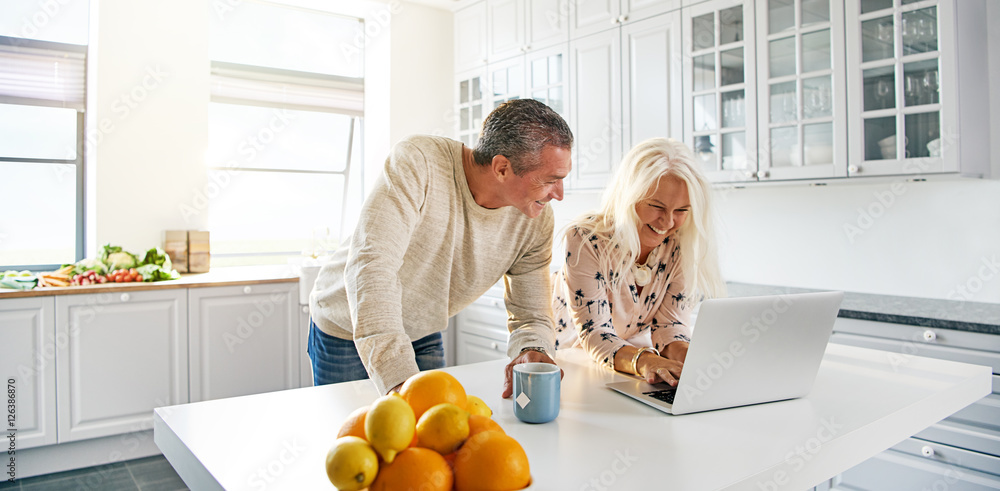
xmin=846 ymin=0 xmax=959 ymax=177
xmin=456 ymin=68 xmax=488 ymax=147
xmin=683 ymin=0 xmax=758 ymax=183
xmin=755 ymin=0 xmax=847 ymax=180
xmin=487 ymin=45 xmax=568 ymax=118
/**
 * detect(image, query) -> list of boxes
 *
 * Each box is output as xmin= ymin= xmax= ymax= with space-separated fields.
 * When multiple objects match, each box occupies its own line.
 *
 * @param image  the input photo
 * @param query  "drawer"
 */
xmin=837 ymin=447 xmax=1000 ymax=491
xmin=916 ymin=420 xmax=1000 ymax=458
xmin=833 ymin=318 xmax=1000 ymax=354
xmin=892 ymin=437 xmax=1000 ymax=477
xmin=460 ymin=299 xmax=508 ymax=327
xmin=829 ymin=332 xmax=1000 ymax=374
xmin=456 ymin=332 xmax=508 ymax=365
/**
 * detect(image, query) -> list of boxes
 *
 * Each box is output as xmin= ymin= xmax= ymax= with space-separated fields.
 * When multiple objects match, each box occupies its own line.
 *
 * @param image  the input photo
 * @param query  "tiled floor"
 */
xmin=0 ymin=455 xmax=187 ymax=491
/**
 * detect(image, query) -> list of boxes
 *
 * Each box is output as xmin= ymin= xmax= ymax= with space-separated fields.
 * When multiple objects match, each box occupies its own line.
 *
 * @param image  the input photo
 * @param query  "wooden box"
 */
xmin=164 ymin=230 xmax=189 ymax=273
xmin=188 ymin=230 xmax=210 ymax=273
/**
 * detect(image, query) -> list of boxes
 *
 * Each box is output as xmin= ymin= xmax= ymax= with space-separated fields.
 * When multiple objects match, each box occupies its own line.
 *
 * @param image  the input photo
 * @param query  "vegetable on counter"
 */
xmin=1 ymin=243 xmax=182 ymax=291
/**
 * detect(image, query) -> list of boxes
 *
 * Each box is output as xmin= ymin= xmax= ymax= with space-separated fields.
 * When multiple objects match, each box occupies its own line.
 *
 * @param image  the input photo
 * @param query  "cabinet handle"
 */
xmin=848 ymin=165 xmax=859 ymax=174
xmin=120 ymin=293 xmax=130 ymax=302
xmin=922 ymin=330 xmax=937 ymax=342
xmin=243 ymin=286 xmax=252 ymax=294
xmin=921 ymin=446 xmax=935 ymax=458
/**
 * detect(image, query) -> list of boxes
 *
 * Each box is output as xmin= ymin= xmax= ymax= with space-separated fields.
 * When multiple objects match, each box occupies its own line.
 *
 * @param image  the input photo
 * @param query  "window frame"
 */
xmin=0 ymin=35 xmax=87 ymax=271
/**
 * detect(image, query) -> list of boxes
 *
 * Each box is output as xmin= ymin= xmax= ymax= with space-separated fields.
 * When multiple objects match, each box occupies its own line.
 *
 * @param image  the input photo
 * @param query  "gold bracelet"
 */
xmin=631 ymin=347 xmax=658 ymax=376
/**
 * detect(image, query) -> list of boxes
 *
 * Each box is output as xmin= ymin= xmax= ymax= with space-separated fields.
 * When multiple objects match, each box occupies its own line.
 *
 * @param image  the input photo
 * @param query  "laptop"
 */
xmin=606 ymin=291 xmax=844 ymax=415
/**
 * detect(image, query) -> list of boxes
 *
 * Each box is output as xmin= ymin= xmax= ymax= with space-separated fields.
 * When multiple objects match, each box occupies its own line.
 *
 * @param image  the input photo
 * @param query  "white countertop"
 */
xmin=154 ymin=345 xmax=990 ymax=490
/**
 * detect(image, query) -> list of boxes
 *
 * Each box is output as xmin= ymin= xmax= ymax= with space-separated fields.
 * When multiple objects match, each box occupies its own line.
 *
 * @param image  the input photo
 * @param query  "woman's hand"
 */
xmin=663 ymin=341 xmax=689 ymax=363
xmin=636 ymin=352 xmax=684 ymax=386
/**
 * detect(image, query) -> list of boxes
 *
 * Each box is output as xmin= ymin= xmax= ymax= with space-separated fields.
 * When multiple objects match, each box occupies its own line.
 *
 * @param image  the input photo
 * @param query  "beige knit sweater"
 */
xmin=309 ymin=135 xmax=556 ymax=394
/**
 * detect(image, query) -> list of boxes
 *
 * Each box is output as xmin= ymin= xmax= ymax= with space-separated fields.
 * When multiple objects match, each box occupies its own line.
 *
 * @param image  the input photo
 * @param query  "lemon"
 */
xmin=465 ymin=395 xmax=492 ymax=418
xmin=325 ymin=436 xmax=378 ymax=491
xmin=365 ymin=393 xmax=416 ymax=463
xmin=416 ymin=402 xmax=470 ymax=455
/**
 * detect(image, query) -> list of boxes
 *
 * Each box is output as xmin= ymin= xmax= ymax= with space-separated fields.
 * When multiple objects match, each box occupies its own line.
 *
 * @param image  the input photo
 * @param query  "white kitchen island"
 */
xmin=153 ymin=344 xmax=990 ymax=490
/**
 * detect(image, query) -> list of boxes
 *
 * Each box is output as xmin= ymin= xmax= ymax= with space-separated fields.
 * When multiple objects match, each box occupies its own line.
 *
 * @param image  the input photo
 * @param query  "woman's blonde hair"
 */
xmin=565 ymin=137 xmax=726 ymax=300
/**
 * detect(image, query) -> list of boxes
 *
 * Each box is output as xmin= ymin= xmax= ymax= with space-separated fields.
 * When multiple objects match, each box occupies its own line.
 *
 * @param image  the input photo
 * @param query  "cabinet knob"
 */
xmin=120 ymin=293 xmax=130 ymax=302
xmin=611 ymin=18 xmax=618 ymax=24
xmin=243 ymin=286 xmax=252 ymax=294
xmin=921 ymin=446 xmax=935 ymax=458
xmin=301 ymin=306 xmax=309 ymax=314
xmin=490 ymin=342 xmax=498 ymax=350
xmin=922 ymin=330 xmax=937 ymax=342
xmin=618 ymin=15 xmax=628 ymax=23
xmin=756 ymin=170 xmax=768 ymax=179
xmin=848 ymin=165 xmax=860 ymax=174
xmin=491 ymin=299 xmax=501 ymax=308
xmin=744 ymin=171 xmax=755 ymax=179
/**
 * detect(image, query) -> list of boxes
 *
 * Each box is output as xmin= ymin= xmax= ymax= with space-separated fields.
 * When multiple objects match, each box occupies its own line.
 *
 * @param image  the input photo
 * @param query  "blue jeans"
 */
xmin=307 ymin=319 xmax=445 ymax=387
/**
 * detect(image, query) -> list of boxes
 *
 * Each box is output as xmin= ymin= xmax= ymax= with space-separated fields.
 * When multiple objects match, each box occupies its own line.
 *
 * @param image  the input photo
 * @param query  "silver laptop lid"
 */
xmin=669 ymin=291 xmax=844 ymax=415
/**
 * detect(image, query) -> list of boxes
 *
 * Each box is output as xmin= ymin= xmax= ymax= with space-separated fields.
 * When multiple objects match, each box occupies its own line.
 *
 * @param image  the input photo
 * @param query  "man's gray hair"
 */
xmin=472 ymin=99 xmax=573 ymax=175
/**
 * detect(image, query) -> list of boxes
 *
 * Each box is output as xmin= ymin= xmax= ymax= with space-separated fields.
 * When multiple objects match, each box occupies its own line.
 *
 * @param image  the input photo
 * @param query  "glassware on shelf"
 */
xmin=721 ymin=132 xmax=747 ymax=170
xmin=902 ymin=7 xmax=937 ymax=55
xmin=722 ymin=90 xmax=745 ymax=128
xmin=904 ymin=111 xmax=940 ymax=158
xmin=770 ymin=81 xmax=797 ymax=124
xmin=863 ymin=66 xmax=895 ymax=111
xmin=862 ymin=17 xmax=894 ymax=62
xmin=903 ymin=60 xmax=939 ymax=107
xmin=803 ymin=76 xmax=832 ymax=119
xmin=864 ymin=116 xmax=895 ymax=161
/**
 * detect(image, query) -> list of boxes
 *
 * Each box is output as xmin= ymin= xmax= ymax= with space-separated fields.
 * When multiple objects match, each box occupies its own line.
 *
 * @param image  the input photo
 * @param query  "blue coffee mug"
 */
xmin=512 ymin=362 xmax=560 ymax=424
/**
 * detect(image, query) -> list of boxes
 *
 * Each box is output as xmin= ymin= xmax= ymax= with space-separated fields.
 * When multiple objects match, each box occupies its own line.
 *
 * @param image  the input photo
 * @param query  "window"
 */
xmin=207 ymin=1 xmax=365 ymax=266
xmin=0 ymin=1 xmax=89 ymax=269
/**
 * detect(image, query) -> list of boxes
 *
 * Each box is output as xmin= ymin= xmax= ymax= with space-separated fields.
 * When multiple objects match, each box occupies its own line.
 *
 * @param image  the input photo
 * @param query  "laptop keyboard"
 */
xmin=642 ymin=388 xmax=676 ymax=405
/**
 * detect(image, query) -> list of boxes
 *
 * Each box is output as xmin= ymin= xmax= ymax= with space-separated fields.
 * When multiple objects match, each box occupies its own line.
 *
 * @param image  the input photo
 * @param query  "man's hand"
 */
xmin=502 ymin=350 xmax=563 ymax=399
xmin=664 ymin=341 xmax=689 ymax=363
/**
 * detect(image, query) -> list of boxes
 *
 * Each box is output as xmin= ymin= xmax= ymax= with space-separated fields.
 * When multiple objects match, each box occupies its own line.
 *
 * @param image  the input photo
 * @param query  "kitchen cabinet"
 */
xmin=55 ymin=290 xmax=188 ymax=443
xmin=187 ymin=283 xmax=299 ymax=402
xmin=829 ymin=318 xmax=1000 ymax=489
xmin=754 ymin=0 xmax=848 ymax=181
xmin=487 ymin=0 xmax=568 ymax=63
xmin=622 ymin=11 xmax=683 ymax=150
xmin=454 ymin=281 xmax=509 ymax=365
xmin=568 ymin=27 xmax=623 ymax=190
xmin=568 ymin=0 xmax=682 ymax=39
xmin=566 ymin=9 xmax=682 ymax=190
xmin=487 ymin=44 xmax=569 ymax=118
xmin=454 ymin=1 xmax=488 ymax=72
xmin=0 ymin=297 xmax=57 ymax=449
xmin=455 ymin=66 xmax=489 ymax=147
xmin=682 ymin=0 xmax=759 ymax=183
xmin=844 ymin=0 xmax=993 ymax=179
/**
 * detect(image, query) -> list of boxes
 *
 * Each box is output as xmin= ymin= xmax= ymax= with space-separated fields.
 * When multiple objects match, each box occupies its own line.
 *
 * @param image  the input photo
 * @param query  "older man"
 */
xmin=308 ymin=99 xmax=573 ymax=397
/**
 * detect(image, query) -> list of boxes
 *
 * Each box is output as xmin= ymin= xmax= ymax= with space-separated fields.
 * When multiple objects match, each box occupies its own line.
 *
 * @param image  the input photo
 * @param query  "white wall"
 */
xmin=551 ymin=177 xmax=1000 ymax=304
xmin=81 ymin=0 xmax=452 ymax=257
xmin=87 ymin=0 xmax=210 ymax=257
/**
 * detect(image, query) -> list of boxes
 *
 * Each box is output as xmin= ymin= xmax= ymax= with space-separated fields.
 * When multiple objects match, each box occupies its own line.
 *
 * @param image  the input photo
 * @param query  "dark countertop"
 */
xmin=727 ymin=282 xmax=1000 ymax=336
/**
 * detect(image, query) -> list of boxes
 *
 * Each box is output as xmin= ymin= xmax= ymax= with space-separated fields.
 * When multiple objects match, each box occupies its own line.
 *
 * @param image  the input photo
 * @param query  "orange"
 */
xmin=400 ymin=370 xmax=467 ymax=421
xmin=336 ymin=405 xmax=369 ymax=439
xmin=369 ymin=447 xmax=453 ymax=491
xmin=467 ymin=414 xmax=504 ymax=436
xmin=453 ymin=431 xmax=530 ymax=491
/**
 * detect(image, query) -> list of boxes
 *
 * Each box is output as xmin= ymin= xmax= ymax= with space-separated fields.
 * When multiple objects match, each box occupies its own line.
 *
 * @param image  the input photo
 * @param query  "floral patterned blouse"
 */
xmin=552 ymin=227 xmax=693 ymax=369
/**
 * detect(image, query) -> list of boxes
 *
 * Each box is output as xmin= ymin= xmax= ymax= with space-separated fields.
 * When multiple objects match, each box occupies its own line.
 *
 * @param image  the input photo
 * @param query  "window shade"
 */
xmin=0 ymin=38 xmax=86 ymax=110
xmin=210 ymin=62 xmax=363 ymax=116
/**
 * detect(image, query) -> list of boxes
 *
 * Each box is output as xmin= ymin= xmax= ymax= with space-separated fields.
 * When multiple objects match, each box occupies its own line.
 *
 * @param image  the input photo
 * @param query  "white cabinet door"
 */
xmin=754 ymin=0 xmax=847 ymax=181
xmin=455 ymin=1 xmax=489 ymax=72
xmin=56 ymin=290 xmax=188 ymax=443
xmin=570 ymin=0 xmax=620 ymax=39
xmin=188 ymin=283 xmax=298 ymax=403
xmin=682 ymin=0 xmax=759 ymax=183
xmin=456 ymin=66 xmax=490 ymax=147
xmin=568 ymin=27 xmax=623 ymax=190
xmin=488 ymin=0 xmax=526 ymax=62
xmin=527 ymin=0 xmax=570 ymax=50
xmin=0 ymin=297 xmax=57 ymax=449
xmin=622 ymin=11 xmax=683 ymax=148
xmin=622 ymin=0 xmax=682 ymax=25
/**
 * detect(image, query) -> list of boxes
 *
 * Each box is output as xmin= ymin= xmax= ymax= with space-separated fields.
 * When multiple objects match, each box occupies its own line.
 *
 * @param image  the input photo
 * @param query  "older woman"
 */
xmin=552 ymin=137 xmax=726 ymax=386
